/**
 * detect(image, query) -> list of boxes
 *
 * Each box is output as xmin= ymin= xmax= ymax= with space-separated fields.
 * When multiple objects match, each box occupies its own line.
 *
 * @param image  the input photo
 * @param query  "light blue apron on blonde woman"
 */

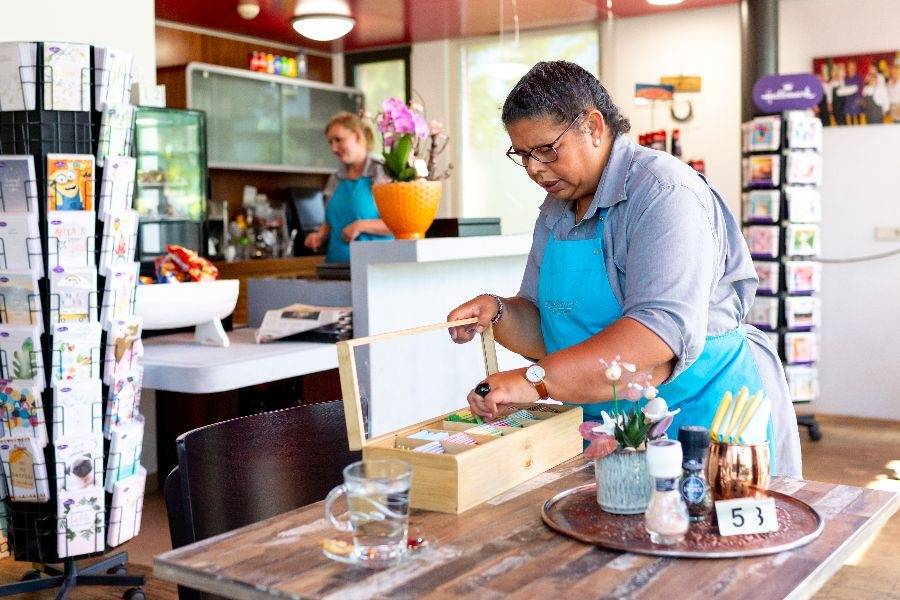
xmin=537 ymin=207 xmax=777 ymax=473
xmin=324 ymin=176 xmax=392 ymax=263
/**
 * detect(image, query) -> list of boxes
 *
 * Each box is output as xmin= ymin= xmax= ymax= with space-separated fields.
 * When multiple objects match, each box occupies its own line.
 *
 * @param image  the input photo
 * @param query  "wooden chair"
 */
xmin=164 ymin=401 xmax=360 ymax=599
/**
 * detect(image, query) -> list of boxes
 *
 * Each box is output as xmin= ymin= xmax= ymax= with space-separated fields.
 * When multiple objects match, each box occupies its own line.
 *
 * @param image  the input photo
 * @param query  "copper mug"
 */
xmin=706 ymin=442 xmax=771 ymax=501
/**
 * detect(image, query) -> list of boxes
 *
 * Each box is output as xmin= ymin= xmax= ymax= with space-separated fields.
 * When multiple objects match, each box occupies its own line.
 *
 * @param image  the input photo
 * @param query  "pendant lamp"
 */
xmin=292 ymin=0 xmax=355 ymax=41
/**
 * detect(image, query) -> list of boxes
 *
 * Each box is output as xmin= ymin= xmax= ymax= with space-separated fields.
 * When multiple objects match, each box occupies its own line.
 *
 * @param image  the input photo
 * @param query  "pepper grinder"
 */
xmin=645 ymin=439 xmax=689 ymax=545
xmin=678 ymin=426 xmax=713 ymax=522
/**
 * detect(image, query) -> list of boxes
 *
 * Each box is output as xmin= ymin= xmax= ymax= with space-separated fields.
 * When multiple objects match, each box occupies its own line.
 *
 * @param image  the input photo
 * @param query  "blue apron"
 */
xmin=537 ymin=207 xmax=777 ymax=473
xmin=324 ymin=176 xmax=392 ymax=263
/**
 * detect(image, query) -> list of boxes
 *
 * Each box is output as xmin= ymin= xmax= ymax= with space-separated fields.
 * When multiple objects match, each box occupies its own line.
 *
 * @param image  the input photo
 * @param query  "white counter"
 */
xmin=141 ymin=328 xmax=337 ymax=394
xmin=349 ymin=234 xmax=533 ymax=437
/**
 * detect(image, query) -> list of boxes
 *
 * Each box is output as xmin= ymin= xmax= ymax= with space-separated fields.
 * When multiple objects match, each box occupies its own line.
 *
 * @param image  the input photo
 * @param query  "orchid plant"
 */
xmin=375 ymin=97 xmax=453 ymax=183
xmin=579 ymin=357 xmax=680 ymax=460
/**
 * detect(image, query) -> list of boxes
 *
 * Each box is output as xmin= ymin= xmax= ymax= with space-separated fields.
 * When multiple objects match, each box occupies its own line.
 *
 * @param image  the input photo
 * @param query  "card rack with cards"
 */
xmin=0 ymin=41 xmax=145 ymax=592
xmin=741 ymin=110 xmax=822 ymax=414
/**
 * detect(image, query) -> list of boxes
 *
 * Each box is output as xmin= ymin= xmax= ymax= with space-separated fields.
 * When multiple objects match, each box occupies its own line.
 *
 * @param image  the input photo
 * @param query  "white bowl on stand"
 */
xmin=134 ymin=279 xmax=240 ymax=347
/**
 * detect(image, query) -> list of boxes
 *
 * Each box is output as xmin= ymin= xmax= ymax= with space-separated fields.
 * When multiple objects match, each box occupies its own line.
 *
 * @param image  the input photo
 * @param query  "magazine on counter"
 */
xmin=255 ymin=304 xmax=352 ymax=344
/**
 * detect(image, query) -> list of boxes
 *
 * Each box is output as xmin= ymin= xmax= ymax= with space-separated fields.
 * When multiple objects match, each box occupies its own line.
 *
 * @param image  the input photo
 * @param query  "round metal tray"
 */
xmin=542 ymin=483 xmax=824 ymax=558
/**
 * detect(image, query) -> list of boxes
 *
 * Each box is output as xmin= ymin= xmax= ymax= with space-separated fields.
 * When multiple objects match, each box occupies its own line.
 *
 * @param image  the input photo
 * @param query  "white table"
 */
xmin=140 ymin=328 xmax=338 ymax=478
xmin=141 ymin=328 xmax=338 ymax=394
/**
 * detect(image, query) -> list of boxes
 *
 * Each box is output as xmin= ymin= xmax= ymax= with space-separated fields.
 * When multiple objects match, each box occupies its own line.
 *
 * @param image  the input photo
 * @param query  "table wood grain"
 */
xmin=153 ymin=458 xmax=899 ymax=600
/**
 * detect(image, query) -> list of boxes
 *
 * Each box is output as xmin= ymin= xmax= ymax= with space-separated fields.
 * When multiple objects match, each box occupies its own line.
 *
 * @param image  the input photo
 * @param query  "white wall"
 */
xmin=0 ymin=0 xmax=156 ymax=87
xmin=410 ymin=40 xmax=458 ymax=218
xmin=780 ymin=0 xmax=900 ymax=420
xmin=601 ymin=4 xmax=743 ymax=214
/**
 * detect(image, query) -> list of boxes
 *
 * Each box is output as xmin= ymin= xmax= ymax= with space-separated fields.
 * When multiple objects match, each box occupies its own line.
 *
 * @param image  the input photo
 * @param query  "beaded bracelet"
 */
xmin=488 ymin=294 xmax=504 ymax=325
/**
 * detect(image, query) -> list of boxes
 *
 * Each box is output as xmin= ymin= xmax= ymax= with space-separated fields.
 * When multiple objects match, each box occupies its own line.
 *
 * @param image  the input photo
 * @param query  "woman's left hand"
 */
xmin=342 ymin=221 xmax=363 ymax=243
xmin=467 ymin=368 xmax=539 ymax=419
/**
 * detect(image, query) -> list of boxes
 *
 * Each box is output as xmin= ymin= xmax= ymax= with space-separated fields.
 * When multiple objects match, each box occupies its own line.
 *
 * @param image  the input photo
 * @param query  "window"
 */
xmin=459 ymin=28 xmax=600 ymax=234
xmin=346 ymin=47 xmax=411 ymax=154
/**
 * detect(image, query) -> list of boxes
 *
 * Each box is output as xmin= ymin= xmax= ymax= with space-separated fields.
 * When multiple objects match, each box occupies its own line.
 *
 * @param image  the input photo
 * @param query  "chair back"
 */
xmin=168 ymin=401 xmax=360 ymax=546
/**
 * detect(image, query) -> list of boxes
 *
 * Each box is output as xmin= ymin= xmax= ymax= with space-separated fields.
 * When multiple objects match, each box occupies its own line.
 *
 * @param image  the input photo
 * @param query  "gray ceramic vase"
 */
xmin=595 ymin=449 xmax=653 ymax=514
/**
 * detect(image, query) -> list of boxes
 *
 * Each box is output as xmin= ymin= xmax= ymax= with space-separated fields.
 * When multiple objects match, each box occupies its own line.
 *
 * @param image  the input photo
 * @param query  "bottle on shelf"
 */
xmin=671 ymin=128 xmax=682 ymax=159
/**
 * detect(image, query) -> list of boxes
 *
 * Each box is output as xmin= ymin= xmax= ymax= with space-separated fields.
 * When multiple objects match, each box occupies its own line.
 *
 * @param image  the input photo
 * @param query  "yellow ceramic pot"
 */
xmin=372 ymin=180 xmax=442 ymax=240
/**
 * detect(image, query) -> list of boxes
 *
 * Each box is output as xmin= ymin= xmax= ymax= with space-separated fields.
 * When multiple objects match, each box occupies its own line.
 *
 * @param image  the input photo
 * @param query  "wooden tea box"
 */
xmin=337 ymin=318 xmax=584 ymax=514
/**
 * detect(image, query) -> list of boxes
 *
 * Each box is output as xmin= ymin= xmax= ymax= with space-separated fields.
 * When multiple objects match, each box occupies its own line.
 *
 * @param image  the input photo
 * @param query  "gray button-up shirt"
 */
xmin=518 ymin=134 xmax=801 ymax=477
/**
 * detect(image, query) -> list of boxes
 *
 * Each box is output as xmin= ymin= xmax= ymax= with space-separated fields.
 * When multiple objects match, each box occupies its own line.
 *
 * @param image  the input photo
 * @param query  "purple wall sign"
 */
xmin=752 ymin=73 xmax=823 ymax=113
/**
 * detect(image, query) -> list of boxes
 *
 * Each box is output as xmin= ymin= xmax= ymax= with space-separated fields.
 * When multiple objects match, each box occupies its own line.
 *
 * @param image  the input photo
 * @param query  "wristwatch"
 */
xmin=525 ymin=364 xmax=550 ymax=400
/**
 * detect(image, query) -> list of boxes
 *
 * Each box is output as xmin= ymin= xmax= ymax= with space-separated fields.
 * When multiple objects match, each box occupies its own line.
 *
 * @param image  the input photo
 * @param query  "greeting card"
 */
xmin=98 ymin=156 xmax=136 ymax=220
xmin=754 ymin=261 xmax=780 ymax=294
xmin=785 ymin=224 xmax=821 ymax=257
xmin=54 ymin=434 xmax=103 ymax=492
xmin=785 ymin=151 xmax=822 ymax=185
xmin=784 ymin=186 xmax=822 ymax=223
xmin=47 ymin=211 xmax=95 ymax=269
xmin=747 ymin=115 xmax=781 ymax=152
xmin=743 ymin=225 xmax=780 ymax=258
xmin=100 ymin=210 xmax=138 ymax=275
xmin=52 ymin=380 xmax=102 ymax=440
xmin=784 ymin=332 xmax=818 ymax=365
xmin=105 ymin=369 xmax=142 ymax=437
xmin=107 ymin=467 xmax=145 ymax=547
xmin=104 ymin=316 xmax=143 ymax=386
xmin=51 ymin=322 xmax=102 ymax=382
xmin=0 ymin=213 xmax=41 ymax=275
xmin=47 ymin=155 xmax=94 ymax=212
xmin=56 ymin=485 xmax=105 ymax=558
xmin=785 ymin=261 xmax=821 ymax=294
xmin=105 ymin=416 xmax=144 ymax=493
xmin=100 ymin=262 xmax=138 ymax=327
xmin=0 ymin=381 xmax=46 ymax=447
xmin=97 ymin=105 xmax=135 ymax=167
xmin=784 ymin=296 xmax=821 ymax=330
xmin=785 ymin=365 xmax=818 ymax=402
xmin=0 ymin=270 xmax=41 ymax=325
xmin=0 ymin=156 xmax=37 ymax=212
xmin=0 ymin=325 xmax=43 ymax=386
xmin=785 ymin=111 xmax=822 ymax=150
xmin=742 ymin=154 xmax=780 ymax=188
xmin=42 ymin=42 xmax=90 ymax=111
xmin=49 ymin=266 xmax=96 ymax=324
xmin=0 ymin=42 xmax=36 ymax=111
xmin=745 ymin=296 xmax=779 ymax=331
xmin=0 ymin=437 xmax=49 ymax=502
xmin=742 ymin=190 xmax=781 ymax=223
xmin=94 ymin=47 xmax=133 ymax=111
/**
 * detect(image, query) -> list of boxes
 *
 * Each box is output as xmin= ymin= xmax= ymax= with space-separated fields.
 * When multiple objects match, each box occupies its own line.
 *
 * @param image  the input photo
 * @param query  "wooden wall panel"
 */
xmin=156 ymin=25 xmax=332 ymax=82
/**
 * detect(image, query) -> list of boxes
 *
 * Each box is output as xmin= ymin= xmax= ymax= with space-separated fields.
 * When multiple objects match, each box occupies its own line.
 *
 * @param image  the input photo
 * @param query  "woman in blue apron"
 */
xmin=304 ymin=112 xmax=393 ymax=262
xmin=448 ymin=62 xmax=802 ymax=478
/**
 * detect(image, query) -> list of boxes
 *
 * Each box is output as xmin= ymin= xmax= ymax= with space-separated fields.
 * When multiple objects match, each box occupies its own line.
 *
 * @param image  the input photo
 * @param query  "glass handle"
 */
xmin=324 ymin=484 xmax=352 ymax=532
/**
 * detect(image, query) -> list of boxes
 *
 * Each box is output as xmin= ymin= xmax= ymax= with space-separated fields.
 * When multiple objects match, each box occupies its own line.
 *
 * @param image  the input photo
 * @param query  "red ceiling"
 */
xmin=155 ymin=0 xmax=737 ymax=52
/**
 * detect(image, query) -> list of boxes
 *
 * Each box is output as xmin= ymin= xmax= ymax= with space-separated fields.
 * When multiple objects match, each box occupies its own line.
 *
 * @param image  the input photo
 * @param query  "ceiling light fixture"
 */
xmin=292 ymin=0 xmax=355 ymax=42
xmin=647 ymin=0 xmax=685 ymax=5
xmin=237 ymin=0 xmax=260 ymax=20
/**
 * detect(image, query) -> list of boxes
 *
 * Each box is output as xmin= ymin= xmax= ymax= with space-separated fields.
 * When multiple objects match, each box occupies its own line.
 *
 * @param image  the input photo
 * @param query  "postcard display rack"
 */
xmin=0 ymin=41 xmax=146 ymax=598
xmin=741 ymin=110 xmax=823 ymax=442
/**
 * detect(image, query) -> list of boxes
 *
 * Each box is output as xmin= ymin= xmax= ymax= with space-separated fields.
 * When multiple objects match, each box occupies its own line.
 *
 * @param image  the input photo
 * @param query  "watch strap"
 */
xmin=532 ymin=379 xmax=550 ymax=400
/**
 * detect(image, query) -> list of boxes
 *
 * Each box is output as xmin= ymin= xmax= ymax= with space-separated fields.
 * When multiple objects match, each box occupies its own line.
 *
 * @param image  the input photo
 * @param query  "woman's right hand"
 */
xmin=304 ymin=230 xmax=323 ymax=252
xmin=447 ymin=295 xmax=500 ymax=344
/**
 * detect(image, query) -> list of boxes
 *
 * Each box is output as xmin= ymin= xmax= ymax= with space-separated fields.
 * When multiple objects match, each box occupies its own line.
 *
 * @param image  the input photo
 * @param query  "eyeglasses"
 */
xmin=505 ymin=112 xmax=586 ymax=167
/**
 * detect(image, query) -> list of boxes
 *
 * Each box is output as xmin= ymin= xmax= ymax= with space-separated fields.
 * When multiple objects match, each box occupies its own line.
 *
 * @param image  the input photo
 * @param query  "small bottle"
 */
xmin=671 ymin=129 xmax=682 ymax=158
xmin=645 ymin=439 xmax=689 ymax=546
xmin=678 ymin=426 xmax=712 ymax=522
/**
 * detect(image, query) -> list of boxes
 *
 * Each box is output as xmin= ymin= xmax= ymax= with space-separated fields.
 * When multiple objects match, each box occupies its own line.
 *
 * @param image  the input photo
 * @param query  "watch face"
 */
xmin=526 ymin=364 xmax=545 ymax=383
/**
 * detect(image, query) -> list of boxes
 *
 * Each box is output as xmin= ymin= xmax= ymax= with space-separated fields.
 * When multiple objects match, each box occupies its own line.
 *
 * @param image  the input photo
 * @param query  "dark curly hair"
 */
xmin=501 ymin=61 xmax=631 ymax=136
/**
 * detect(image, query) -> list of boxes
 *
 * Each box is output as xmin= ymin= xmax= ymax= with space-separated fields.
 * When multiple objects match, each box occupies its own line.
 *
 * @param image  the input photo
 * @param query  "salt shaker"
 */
xmin=678 ymin=426 xmax=713 ymax=522
xmin=645 ymin=439 xmax=690 ymax=545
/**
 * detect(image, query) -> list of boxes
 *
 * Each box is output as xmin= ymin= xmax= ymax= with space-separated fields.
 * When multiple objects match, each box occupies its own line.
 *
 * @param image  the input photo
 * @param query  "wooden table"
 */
xmin=153 ymin=459 xmax=899 ymax=600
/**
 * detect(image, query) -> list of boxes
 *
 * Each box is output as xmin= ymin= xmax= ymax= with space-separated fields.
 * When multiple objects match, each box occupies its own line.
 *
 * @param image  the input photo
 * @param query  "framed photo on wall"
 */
xmin=812 ymin=50 xmax=900 ymax=126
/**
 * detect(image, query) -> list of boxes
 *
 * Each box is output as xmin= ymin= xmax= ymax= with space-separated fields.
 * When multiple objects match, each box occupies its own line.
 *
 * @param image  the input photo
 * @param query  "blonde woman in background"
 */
xmin=304 ymin=112 xmax=392 ymax=263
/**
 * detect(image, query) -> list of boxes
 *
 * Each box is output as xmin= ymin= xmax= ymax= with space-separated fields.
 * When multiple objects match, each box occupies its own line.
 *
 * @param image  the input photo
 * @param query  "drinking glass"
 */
xmin=324 ymin=459 xmax=412 ymax=568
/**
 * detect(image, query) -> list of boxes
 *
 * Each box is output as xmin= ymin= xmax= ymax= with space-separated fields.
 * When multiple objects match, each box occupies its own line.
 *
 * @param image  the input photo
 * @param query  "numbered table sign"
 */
xmin=715 ymin=497 xmax=779 ymax=536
